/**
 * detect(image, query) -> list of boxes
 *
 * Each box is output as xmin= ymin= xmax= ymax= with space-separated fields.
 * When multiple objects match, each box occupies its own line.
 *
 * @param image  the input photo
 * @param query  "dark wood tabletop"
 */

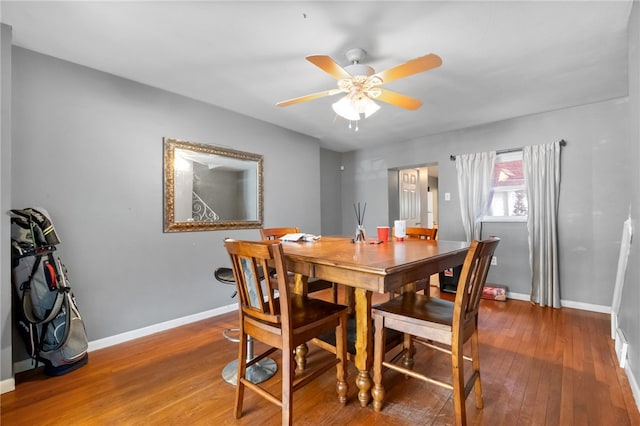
xmin=281 ymin=236 xmax=469 ymax=293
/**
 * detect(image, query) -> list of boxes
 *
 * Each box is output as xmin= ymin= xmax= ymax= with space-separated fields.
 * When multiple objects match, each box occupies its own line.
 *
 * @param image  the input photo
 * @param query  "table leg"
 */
xmin=293 ymin=273 xmax=309 ymax=371
xmin=353 ymin=287 xmax=373 ymax=407
xmin=293 ymin=273 xmax=309 ymax=296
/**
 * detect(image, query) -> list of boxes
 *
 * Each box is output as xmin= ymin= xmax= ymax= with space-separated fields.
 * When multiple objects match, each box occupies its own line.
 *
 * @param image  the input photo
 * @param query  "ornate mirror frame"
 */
xmin=163 ymin=138 xmax=264 ymax=232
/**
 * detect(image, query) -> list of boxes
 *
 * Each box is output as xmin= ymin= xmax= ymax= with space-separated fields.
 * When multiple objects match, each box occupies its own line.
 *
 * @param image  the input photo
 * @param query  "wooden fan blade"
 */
xmin=276 ymin=89 xmax=342 ymax=107
xmin=373 ymin=53 xmax=442 ymax=84
xmin=375 ymin=89 xmax=423 ymax=110
xmin=306 ymin=55 xmax=353 ymax=80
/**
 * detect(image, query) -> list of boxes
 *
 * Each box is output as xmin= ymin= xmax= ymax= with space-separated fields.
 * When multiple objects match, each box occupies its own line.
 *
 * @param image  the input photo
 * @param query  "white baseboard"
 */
xmin=506 ymin=291 xmax=530 ymax=301
xmin=0 ymin=377 xmax=15 ymax=394
xmin=10 ymin=303 xmax=237 ymax=379
xmin=627 ymin=363 xmax=640 ymax=414
xmin=506 ymin=291 xmax=611 ymax=313
xmin=561 ymin=299 xmax=611 ymax=313
xmin=87 ymin=304 xmax=236 ymax=352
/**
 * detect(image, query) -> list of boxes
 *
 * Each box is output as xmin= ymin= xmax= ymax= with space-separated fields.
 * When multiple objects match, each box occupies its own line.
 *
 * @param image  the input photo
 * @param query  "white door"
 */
xmin=399 ymin=168 xmax=420 ymax=226
xmin=426 ymin=191 xmax=434 ymax=228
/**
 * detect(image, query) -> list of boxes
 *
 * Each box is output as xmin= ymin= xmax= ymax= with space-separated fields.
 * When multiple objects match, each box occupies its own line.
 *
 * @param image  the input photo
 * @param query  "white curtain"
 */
xmin=455 ymin=151 xmax=495 ymax=241
xmin=524 ymin=142 xmax=561 ymax=308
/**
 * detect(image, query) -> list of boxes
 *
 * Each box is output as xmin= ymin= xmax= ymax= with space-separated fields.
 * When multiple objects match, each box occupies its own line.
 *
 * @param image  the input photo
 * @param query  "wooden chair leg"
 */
xmin=371 ymin=315 xmax=386 ymax=412
xmin=470 ymin=331 xmax=483 ymax=409
xmin=451 ymin=341 xmax=467 ymax=426
xmin=335 ymin=317 xmax=348 ymax=403
xmin=401 ymin=333 xmax=415 ymax=371
xmin=282 ymin=348 xmax=294 ymax=426
xmin=235 ymin=331 xmax=248 ymax=419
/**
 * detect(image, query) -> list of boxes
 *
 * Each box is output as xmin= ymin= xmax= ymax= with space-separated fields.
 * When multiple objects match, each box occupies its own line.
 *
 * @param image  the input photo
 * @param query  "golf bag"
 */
xmin=10 ymin=208 xmax=88 ymax=376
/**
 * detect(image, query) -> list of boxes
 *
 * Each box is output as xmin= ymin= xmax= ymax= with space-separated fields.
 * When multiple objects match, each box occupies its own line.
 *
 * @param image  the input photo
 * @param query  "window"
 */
xmin=484 ymin=151 xmax=527 ymax=220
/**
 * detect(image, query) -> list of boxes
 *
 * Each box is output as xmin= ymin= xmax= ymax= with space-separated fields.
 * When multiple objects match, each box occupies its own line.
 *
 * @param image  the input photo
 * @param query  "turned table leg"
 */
xmin=293 ymin=273 xmax=309 ymax=371
xmin=353 ymin=288 xmax=373 ymax=407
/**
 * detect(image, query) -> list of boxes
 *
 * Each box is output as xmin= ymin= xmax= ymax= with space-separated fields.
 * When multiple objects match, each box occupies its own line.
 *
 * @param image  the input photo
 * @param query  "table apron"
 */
xmin=286 ymin=250 xmax=467 ymax=294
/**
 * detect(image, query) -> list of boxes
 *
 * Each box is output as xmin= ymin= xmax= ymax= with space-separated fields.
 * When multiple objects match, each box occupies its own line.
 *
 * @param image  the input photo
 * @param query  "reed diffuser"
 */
xmin=353 ymin=202 xmax=367 ymax=243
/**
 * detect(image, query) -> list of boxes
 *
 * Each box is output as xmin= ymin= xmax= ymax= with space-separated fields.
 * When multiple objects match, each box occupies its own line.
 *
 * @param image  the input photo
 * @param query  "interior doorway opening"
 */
xmin=388 ymin=163 xmax=439 ymax=231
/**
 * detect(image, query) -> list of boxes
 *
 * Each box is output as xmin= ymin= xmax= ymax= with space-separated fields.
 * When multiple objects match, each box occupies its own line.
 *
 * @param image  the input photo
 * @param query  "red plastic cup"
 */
xmin=377 ymin=226 xmax=390 ymax=242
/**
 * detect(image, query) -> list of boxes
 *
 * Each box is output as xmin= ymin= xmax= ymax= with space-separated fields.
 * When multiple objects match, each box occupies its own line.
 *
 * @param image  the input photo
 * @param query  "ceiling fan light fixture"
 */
xmin=362 ymin=98 xmax=380 ymax=118
xmin=351 ymin=95 xmax=380 ymax=118
xmin=332 ymin=95 xmax=361 ymax=121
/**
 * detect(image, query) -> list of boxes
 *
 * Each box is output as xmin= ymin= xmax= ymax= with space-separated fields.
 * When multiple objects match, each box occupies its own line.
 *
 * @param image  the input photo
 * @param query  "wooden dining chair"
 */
xmin=259 ymin=227 xmax=302 ymax=240
xmin=405 ymin=226 xmax=437 ymax=240
xmin=390 ymin=226 xmax=438 ymax=298
xmin=371 ymin=237 xmax=500 ymax=426
xmin=224 ymin=239 xmax=349 ymax=426
xmin=260 ymin=227 xmax=338 ymax=303
xmin=392 ymin=226 xmax=438 ymax=240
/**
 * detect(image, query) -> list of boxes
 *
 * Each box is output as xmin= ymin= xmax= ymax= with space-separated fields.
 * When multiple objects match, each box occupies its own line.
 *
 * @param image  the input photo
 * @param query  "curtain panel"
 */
xmin=455 ymin=151 xmax=495 ymax=241
xmin=524 ymin=142 xmax=562 ymax=308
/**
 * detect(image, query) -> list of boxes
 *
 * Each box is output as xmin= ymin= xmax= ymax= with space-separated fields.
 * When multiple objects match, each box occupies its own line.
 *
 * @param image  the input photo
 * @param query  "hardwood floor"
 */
xmin=2 ymin=287 xmax=639 ymax=425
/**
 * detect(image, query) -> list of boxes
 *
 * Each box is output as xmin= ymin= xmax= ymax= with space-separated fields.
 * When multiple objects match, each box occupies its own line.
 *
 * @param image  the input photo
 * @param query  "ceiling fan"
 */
xmin=276 ymin=48 xmax=442 ymax=121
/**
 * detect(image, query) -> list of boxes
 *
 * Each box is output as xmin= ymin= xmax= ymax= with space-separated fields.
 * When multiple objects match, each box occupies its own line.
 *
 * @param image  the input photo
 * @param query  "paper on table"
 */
xmin=279 ymin=233 xmax=321 ymax=242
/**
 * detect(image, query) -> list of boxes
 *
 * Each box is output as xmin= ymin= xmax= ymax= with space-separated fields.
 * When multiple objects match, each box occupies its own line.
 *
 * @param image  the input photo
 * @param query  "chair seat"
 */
xmin=214 ymin=267 xmax=236 ymax=284
xmin=288 ymin=295 xmax=347 ymax=330
xmin=244 ymin=295 xmax=349 ymax=351
xmin=373 ymin=292 xmax=455 ymax=328
xmin=215 ymin=266 xmax=271 ymax=284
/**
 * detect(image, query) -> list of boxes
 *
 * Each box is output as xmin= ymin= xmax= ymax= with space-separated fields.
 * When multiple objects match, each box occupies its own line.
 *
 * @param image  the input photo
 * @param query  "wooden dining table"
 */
xmin=280 ymin=236 xmax=470 ymax=407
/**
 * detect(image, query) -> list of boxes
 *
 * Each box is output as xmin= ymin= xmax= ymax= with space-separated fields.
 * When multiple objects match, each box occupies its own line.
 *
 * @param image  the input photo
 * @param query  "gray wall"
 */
xmin=340 ymin=97 xmax=630 ymax=308
xmin=319 ymin=148 xmax=343 ymax=236
xmin=1 ymin=23 xmax=13 ymax=383
xmin=4 ymin=46 xmax=322 ymax=375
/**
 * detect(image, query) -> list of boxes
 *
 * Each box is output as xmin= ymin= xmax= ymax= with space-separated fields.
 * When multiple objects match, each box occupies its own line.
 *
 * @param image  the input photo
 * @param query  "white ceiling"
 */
xmin=1 ymin=1 xmax=632 ymax=153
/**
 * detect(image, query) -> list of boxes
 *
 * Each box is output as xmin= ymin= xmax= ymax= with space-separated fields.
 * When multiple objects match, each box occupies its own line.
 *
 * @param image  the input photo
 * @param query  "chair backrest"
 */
xmin=405 ymin=227 xmax=437 ymax=240
xmin=260 ymin=227 xmax=300 ymax=240
xmin=453 ymin=237 xmax=500 ymax=335
xmin=224 ymin=239 xmax=292 ymax=332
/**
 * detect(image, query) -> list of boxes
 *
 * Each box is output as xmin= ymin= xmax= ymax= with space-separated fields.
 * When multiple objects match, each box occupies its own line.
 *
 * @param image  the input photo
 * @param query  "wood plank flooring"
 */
xmin=2 ymin=288 xmax=639 ymax=425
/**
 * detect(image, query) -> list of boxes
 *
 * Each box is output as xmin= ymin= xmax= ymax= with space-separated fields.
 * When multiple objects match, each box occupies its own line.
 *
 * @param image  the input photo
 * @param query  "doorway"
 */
xmin=388 ymin=163 xmax=439 ymax=230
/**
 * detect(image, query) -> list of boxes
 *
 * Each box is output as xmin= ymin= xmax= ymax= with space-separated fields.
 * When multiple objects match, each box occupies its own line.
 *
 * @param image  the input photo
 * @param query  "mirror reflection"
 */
xmin=164 ymin=138 xmax=263 ymax=232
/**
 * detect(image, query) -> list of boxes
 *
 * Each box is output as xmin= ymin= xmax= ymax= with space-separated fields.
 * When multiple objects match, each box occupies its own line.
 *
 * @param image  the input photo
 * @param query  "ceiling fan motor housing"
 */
xmin=345 ymin=63 xmax=375 ymax=77
xmin=345 ymin=48 xmax=374 ymax=77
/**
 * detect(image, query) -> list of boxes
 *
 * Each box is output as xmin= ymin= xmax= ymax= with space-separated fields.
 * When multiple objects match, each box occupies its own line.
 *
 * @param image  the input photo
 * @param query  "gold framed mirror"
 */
xmin=163 ymin=138 xmax=263 ymax=232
